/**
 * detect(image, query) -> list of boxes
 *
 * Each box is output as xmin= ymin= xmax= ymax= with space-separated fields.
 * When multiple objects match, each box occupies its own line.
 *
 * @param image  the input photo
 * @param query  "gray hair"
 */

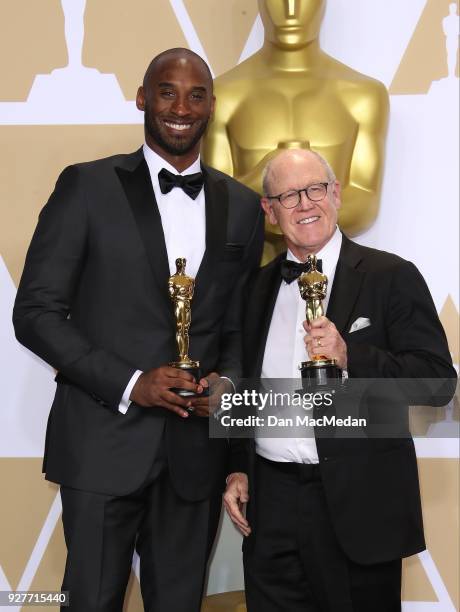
xmin=262 ymin=149 xmax=336 ymax=196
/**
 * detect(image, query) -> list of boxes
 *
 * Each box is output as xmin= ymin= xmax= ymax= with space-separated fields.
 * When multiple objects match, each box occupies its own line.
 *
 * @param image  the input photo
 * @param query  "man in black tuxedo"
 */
xmin=223 ymin=148 xmax=456 ymax=611
xmin=13 ymin=48 xmax=264 ymax=611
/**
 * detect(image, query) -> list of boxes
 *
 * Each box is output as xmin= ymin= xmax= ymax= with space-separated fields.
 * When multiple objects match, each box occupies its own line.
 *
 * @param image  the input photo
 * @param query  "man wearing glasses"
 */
xmin=224 ymin=148 xmax=455 ymax=611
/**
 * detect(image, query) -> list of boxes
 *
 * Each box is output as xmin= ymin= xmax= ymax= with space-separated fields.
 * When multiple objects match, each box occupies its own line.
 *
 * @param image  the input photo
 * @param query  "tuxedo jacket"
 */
xmin=232 ymin=235 xmax=456 ymax=564
xmin=13 ymin=148 xmax=264 ymax=501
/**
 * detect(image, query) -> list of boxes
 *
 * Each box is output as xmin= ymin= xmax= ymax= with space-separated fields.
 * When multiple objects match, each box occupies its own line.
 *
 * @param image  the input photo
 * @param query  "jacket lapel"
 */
xmin=326 ymin=235 xmax=365 ymax=335
xmin=192 ymin=165 xmax=229 ymax=308
xmin=252 ymin=255 xmax=284 ymax=377
xmin=115 ymin=149 xmax=172 ymax=317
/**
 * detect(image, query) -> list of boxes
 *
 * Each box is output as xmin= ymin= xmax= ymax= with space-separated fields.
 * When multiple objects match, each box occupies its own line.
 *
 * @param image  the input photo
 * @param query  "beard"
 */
xmin=144 ymin=103 xmax=210 ymax=156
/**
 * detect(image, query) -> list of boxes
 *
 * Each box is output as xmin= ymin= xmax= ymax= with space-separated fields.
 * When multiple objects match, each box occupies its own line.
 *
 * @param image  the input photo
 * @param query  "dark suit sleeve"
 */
xmin=226 ymin=257 xmax=266 ymax=477
xmin=229 ymin=443 xmax=250 ymax=476
xmin=347 ymin=260 xmax=456 ymax=396
xmin=13 ymin=166 xmax=137 ymax=409
xmin=216 ymin=201 xmax=265 ymax=381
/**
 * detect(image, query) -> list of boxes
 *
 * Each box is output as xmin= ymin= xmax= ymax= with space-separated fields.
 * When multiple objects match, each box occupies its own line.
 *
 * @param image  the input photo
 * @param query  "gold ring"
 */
xmin=317 ymin=338 xmax=322 ymax=347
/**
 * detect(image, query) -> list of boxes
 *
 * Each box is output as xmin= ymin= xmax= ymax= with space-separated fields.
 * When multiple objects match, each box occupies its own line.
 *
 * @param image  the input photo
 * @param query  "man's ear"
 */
xmin=331 ymin=180 xmax=341 ymax=210
xmin=261 ymin=197 xmax=278 ymax=225
xmin=136 ymin=86 xmax=145 ymax=112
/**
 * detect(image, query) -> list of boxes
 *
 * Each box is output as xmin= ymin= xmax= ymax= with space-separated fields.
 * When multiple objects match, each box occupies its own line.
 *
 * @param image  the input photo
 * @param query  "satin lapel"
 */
xmin=326 ymin=236 xmax=365 ymax=335
xmin=192 ymin=166 xmax=228 ymax=308
xmin=115 ymin=155 xmax=172 ymax=317
xmin=253 ymin=256 xmax=284 ymax=377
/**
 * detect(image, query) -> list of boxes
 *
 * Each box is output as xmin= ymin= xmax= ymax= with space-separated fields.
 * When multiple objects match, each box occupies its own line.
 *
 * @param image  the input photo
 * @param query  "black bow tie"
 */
xmin=280 ymin=258 xmax=323 ymax=284
xmin=158 ymin=168 xmax=204 ymax=200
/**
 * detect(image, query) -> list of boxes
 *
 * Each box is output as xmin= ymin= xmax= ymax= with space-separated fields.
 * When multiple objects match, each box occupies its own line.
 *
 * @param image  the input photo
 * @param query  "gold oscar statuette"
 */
xmin=203 ymin=0 xmax=389 ymax=264
xmin=168 ymin=257 xmax=202 ymax=397
xmin=298 ymin=255 xmax=342 ymax=386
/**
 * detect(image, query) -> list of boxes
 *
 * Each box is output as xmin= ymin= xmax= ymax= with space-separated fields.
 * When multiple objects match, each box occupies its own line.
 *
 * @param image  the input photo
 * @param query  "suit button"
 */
xmin=323 ymin=457 xmax=329 ymax=461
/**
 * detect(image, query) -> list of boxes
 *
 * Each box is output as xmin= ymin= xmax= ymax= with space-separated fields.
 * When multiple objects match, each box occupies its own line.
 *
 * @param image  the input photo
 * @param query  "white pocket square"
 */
xmin=349 ymin=317 xmax=371 ymax=333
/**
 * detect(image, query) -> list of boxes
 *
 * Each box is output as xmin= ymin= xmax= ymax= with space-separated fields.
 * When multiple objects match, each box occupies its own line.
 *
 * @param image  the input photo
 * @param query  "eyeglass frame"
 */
xmin=266 ymin=181 xmax=332 ymax=209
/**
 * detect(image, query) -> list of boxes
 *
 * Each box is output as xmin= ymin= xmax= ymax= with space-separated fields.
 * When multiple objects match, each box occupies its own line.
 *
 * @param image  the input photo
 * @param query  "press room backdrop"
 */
xmin=0 ymin=1 xmax=458 ymax=610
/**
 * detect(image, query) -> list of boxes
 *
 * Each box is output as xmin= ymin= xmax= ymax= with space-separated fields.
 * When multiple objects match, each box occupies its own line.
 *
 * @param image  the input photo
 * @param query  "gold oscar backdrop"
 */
xmin=203 ymin=0 xmax=390 ymax=262
xmin=0 ymin=1 xmax=458 ymax=610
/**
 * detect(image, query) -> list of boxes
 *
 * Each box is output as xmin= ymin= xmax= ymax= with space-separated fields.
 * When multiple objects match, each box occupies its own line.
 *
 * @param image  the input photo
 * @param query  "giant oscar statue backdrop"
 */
xmin=0 ymin=1 xmax=458 ymax=611
xmin=203 ymin=0 xmax=389 ymax=261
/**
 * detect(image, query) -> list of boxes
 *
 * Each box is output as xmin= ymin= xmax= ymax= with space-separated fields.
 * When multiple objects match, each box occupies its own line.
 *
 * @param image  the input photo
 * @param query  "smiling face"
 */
xmin=258 ymin=0 xmax=325 ymax=48
xmin=136 ymin=51 xmax=215 ymax=170
xmin=261 ymin=150 xmax=341 ymax=259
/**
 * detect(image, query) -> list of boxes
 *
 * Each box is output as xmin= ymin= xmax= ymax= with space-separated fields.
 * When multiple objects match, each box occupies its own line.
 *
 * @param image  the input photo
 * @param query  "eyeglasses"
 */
xmin=267 ymin=182 xmax=331 ymax=209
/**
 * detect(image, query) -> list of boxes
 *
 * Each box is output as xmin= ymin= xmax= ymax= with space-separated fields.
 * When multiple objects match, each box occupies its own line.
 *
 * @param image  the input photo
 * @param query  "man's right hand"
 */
xmin=223 ymin=472 xmax=251 ymax=536
xmin=130 ymin=366 xmax=203 ymax=418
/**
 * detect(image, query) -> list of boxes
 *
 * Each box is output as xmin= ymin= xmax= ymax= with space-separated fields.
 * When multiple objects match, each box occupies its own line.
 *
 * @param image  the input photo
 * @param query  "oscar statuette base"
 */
xmin=300 ymin=358 xmax=342 ymax=389
xmin=169 ymin=361 xmax=209 ymax=399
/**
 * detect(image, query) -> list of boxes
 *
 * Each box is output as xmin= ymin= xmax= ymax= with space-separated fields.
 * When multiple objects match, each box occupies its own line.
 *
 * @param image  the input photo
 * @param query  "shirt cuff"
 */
xmin=118 ymin=370 xmax=143 ymax=414
xmin=220 ymin=376 xmax=236 ymax=393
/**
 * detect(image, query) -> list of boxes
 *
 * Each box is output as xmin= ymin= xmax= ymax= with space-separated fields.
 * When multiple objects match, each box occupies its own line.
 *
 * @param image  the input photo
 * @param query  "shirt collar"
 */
xmin=286 ymin=226 xmax=342 ymax=276
xmin=142 ymin=143 xmax=201 ymax=178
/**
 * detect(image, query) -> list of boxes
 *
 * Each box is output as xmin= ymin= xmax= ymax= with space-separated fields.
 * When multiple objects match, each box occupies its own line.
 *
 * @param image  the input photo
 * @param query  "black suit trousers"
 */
xmin=60 ymin=443 xmax=222 ymax=612
xmin=243 ymin=456 xmax=401 ymax=612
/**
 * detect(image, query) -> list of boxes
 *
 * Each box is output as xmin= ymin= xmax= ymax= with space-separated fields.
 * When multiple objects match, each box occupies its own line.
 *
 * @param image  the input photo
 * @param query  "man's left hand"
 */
xmin=304 ymin=316 xmax=348 ymax=370
xmin=189 ymin=372 xmax=233 ymax=417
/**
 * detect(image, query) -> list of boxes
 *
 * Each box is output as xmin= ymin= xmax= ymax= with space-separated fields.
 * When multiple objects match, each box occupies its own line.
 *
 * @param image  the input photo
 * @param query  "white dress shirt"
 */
xmin=118 ymin=145 xmax=206 ymax=413
xmin=256 ymin=228 xmax=342 ymax=463
xmin=142 ymin=144 xmax=206 ymax=278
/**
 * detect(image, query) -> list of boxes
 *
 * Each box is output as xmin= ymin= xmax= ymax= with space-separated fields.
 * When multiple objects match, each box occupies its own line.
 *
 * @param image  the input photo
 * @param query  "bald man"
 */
xmin=223 ymin=149 xmax=455 ymax=611
xmin=13 ymin=49 xmax=264 ymax=612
